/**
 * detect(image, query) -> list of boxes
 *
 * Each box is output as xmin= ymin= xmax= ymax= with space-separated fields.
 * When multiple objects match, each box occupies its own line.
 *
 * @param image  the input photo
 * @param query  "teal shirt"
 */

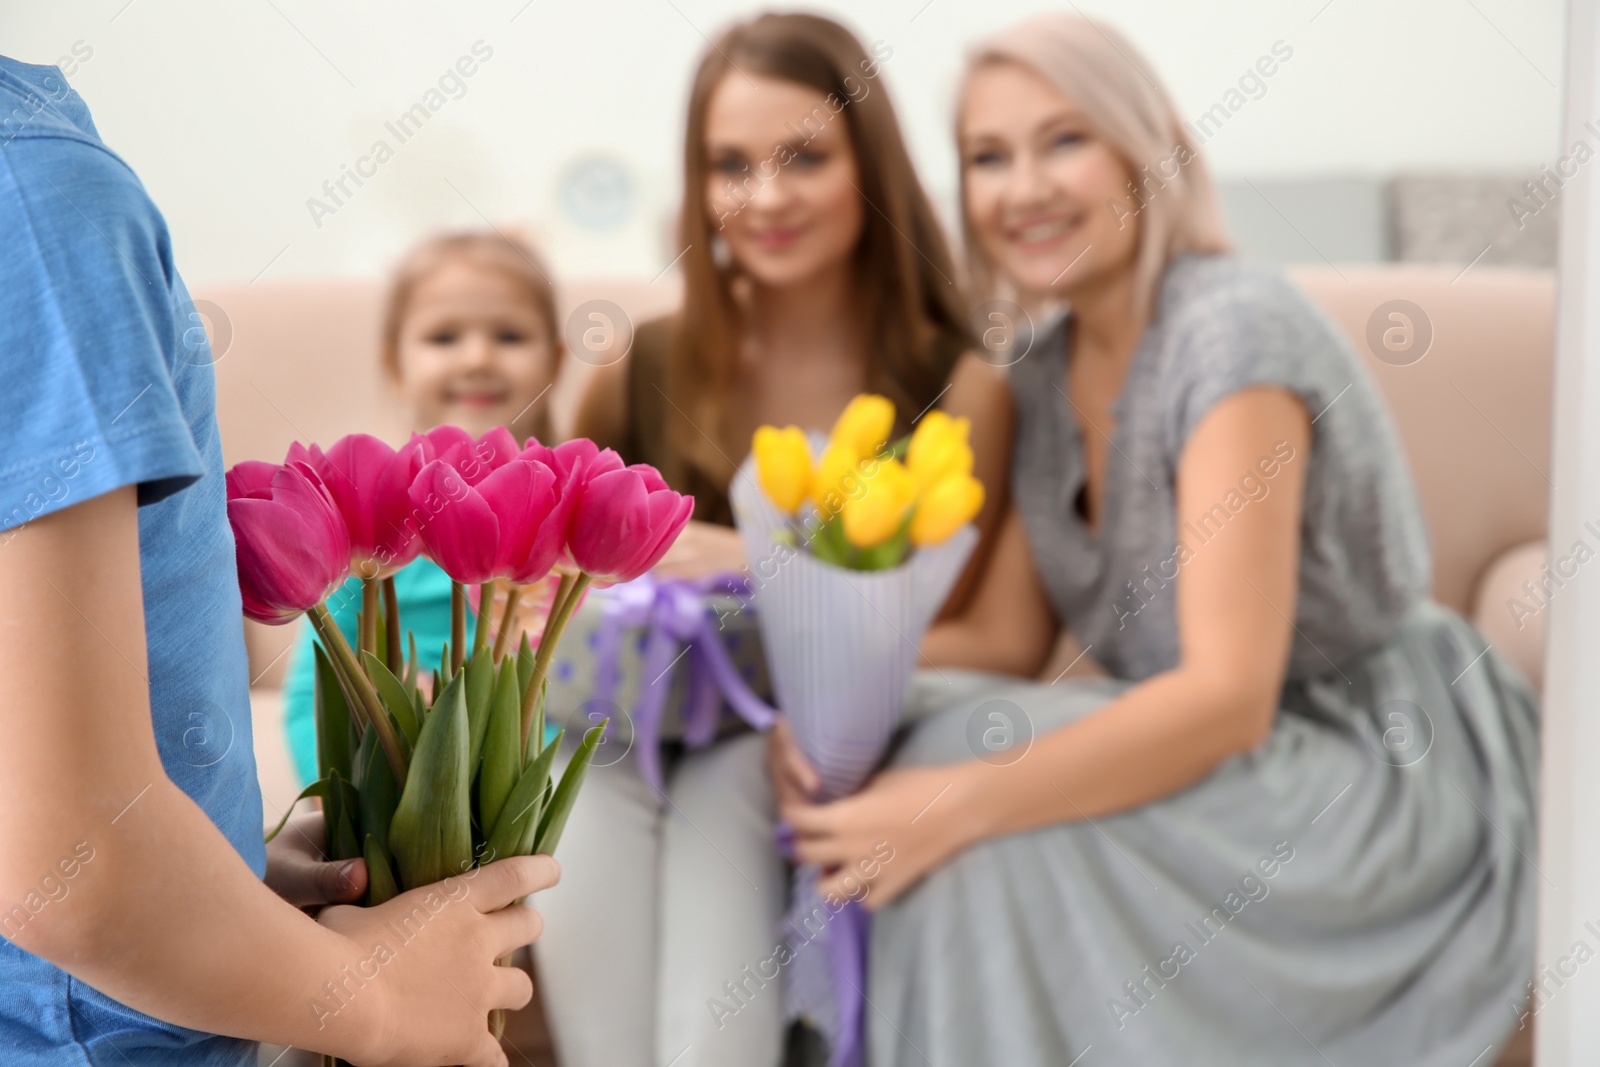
xmin=283 ymin=558 xmax=471 ymax=786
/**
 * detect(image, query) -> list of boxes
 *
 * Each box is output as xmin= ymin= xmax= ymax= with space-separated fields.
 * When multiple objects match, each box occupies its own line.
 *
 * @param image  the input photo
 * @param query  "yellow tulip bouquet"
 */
xmin=730 ymin=395 xmax=984 ymax=1066
xmin=750 ymin=395 xmax=984 ymax=572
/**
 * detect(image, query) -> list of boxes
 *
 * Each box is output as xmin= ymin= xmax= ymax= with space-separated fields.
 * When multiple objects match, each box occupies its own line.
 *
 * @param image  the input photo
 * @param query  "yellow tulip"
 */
xmin=810 ymin=440 xmax=863 ymax=519
xmin=906 ymin=411 xmax=974 ymax=490
xmin=910 ymin=473 xmax=985 ymax=546
xmin=752 ymin=425 xmax=813 ymax=514
xmin=828 ymin=394 xmax=895 ymax=458
xmin=840 ymin=458 xmax=918 ymax=549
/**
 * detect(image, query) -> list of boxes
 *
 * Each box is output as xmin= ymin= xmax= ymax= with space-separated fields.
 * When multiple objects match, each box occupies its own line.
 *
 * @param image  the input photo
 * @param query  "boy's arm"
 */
xmin=0 ymin=486 xmax=553 ymax=1067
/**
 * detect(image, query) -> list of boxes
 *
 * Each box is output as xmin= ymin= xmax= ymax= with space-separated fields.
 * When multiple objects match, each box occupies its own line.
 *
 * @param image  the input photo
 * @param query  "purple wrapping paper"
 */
xmin=730 ymin=456 xmax=978 ymax=1067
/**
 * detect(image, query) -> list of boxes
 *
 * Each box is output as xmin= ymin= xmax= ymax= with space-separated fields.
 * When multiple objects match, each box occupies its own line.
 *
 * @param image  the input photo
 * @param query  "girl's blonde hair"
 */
xmin=379 ymin=231 xmax=563 ymax=440
xmin=958 ymin=13 xmax=1231 ymax=321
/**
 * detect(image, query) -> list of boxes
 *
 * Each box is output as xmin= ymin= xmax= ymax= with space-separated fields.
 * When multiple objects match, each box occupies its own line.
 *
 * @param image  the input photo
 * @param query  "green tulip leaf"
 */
xmin=525 ymin=677 xmax=547 ymax=765
xmin=312 ymin=642 xmax=354 ymax=784
xmin=362 ymin=650 xmax=420 ymax=747
xmin=330 ymin=771 xmax=363 ymax=863
xmin=811 ymin=515 xmax=854 ymax=569
xmin=387 ymin=670 xmax=473 ymax=890
xmin=364 ymin=833 xmax=400 ymax=907
xmin=854 ymin=519 xmax=911 ymax=572
xmin=464 ymin=647 xmax=494 ymax=769
xmin=516 ymin=631 xmax=535 ymax=697
xmin=262 ymin=777 xmax=333 ymax=844
xmin=403 ymin=631 xmax=419 ymax=691
xmin=534 ymin=723 xmax=605 ymax=858
xmin=520 ymin=780 xmax=553 ymax=857
xmin=354 ymin=723 xmax=400 ymax=854
xmin=486 ymin=728 xmax=564 ymax=864
xmin=478 ymin=660 xmax=523 ymax=838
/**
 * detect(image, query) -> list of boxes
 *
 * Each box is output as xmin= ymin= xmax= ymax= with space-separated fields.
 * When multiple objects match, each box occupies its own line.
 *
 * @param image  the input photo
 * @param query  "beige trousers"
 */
xmin=532 ymin=732 xmax=788 ymax=1067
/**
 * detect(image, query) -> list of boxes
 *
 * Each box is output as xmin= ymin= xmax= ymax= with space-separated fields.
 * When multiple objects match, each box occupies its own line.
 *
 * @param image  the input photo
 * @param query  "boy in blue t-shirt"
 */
xmin=0 ymin=56 xmax=553 ymax=1065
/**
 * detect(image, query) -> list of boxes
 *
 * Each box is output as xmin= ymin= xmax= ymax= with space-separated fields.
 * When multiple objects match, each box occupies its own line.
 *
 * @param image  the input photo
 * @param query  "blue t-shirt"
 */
xmin=0 ymin=58 xmax=263 ymax=1066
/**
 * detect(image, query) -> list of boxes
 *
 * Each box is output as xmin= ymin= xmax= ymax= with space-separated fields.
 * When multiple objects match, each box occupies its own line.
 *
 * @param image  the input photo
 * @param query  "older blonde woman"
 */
xmin=774 ymin=14 xmax=1539 ymax=1066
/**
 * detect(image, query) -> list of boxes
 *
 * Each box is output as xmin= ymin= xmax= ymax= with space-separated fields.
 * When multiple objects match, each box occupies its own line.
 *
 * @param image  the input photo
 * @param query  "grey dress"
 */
xmin=869 ymin=254 xmax=1539 ymax=1066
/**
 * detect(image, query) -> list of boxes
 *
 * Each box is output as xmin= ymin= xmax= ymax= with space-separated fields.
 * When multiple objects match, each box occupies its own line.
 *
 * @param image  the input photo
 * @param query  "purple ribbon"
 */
xmin=589 ymin=572 xmax=779 ymax=791
xmin=830 ymin=902 xmax=869 ymax=1067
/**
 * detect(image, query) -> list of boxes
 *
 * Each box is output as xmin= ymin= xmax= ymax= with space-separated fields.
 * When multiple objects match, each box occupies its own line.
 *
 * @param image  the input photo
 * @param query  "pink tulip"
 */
xmin=406 ymin=456 xmax=569 ymax=585
xmin=521 ymin=438 xmax=624 ymax=484
xmin=521 ymin=440 xmax=629 ymax=572
xmin=567 ymin=463 xmax=693 ymax=585
xmin=419 ymin=425 xmax=519 ymax=486
xmin=226 ymin=462 xmax=351 ymax=625
xmin=287 ymin=434 xmax=426 ymax=578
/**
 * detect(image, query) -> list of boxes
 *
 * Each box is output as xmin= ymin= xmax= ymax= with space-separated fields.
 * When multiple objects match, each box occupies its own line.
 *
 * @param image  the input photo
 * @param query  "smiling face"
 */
xmin=392 ymin=259 xmax=555 ymax=439
xmin=960 ymin=61 xmax=1139 ymax=302
xmin=703 ymin=71 xmax=866 ymax=290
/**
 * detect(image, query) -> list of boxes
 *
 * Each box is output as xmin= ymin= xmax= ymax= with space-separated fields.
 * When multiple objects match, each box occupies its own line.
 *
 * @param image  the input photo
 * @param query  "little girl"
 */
xmin=281 ymin=230 xmax=564 ymax=783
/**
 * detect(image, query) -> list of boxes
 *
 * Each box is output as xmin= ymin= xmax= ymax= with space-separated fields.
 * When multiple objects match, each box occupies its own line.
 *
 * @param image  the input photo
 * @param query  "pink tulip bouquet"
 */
xmin=227 ymin=427 xmax=690 ymax=1056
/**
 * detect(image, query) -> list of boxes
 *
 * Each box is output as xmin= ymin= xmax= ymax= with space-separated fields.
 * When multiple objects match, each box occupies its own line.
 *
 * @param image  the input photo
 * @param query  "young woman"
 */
xmin=541 ymin=12 xmax=1011 ymax=1067
xmin=775 ymin=14 xmax=1539 ymax=1067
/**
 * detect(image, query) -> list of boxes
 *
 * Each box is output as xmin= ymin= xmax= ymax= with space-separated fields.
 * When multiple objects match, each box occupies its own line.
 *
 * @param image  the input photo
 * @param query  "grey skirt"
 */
xmin=868 ymin=602 xmax=1539 ymax=1067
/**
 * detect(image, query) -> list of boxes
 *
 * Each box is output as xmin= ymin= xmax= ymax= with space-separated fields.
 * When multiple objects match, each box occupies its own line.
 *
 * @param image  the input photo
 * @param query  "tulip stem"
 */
xmin=450 ymin=582 xmax=466 ymax=674
xmin=520 ymin=572 xmax=589 ymax=745
xmin=473 ymin=581 xmax=494 ymax=657
xmin=310 ymin=603 xmax=409 ymax=785
xmin=547 ymin=571 xmax=581 ymax=636
xmin=307 ymin=606 xmax=369 ymax=733
xmin=359 ymin=578 xmax=379 ymax=666
xmin=382 ymin=576 xmax=400 ymax=675
xmin=492 ymin=584 xmax=524 ymax=663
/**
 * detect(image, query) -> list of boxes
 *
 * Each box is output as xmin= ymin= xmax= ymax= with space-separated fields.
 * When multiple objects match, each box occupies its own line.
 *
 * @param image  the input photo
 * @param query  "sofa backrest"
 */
xmin=1288 ymin=267 xmax=1553 ymax=613
xmin=198 ymin=265 xmax=1553 ymax=688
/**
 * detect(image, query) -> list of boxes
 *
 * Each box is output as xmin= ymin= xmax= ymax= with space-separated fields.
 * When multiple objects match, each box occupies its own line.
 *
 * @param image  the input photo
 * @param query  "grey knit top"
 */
xmin=1009 ymin=253 xmax=1432 ymax=681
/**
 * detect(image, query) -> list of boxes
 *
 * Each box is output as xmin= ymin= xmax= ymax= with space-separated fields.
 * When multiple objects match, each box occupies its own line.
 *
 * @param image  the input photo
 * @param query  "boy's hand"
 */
xmin=317 ymin=854 xmax=559 ymax=1067
xmin=264 ymin=810 xmax=367 ymax=909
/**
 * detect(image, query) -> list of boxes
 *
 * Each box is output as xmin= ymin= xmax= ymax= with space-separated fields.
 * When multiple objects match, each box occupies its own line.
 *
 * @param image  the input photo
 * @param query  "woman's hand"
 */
xmin=651 ymin=520 xmax=745 ymax=580
xmin=766 ymin=717 xmax=822 ymax=810
xmin=264 ymin=809 xmax=367 ymax=910
xmin=783 ymin=763 xmax=987 ymax=909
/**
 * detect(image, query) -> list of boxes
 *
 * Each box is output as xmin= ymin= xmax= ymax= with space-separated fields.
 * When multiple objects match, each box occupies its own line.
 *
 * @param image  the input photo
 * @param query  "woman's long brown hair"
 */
xmin=668 ymin=11 xmax=972 ymax=486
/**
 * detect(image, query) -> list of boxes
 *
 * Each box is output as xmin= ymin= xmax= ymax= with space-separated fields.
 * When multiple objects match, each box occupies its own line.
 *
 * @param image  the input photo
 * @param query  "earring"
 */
xmin=710 ymin=233 xmax=732 ymax=270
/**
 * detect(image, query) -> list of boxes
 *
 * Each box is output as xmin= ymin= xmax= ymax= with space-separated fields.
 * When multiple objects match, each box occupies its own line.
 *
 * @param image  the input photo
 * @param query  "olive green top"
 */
xmin=618 ymin=318 xmax=740 ymax=526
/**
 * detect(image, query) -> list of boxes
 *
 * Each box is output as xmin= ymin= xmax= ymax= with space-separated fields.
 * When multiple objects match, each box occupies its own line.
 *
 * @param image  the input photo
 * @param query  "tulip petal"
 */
xmin=476 ymin=460 xmax=558 ymax=578
xmin=408 ymin=459 xmax=500 ymax=585
xmin=225 ymin=460 xmax=280 ymax=501
xmin=568 ymin=467 xmax=649 ymax=580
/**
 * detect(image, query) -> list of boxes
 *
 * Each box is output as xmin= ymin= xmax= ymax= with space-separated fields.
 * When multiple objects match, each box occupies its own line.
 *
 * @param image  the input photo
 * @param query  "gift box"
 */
xmin=538 ymin=572 xmax=778 ymax=788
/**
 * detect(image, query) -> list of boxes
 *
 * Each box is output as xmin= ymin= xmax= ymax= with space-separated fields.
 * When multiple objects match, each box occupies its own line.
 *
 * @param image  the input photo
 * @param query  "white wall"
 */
xmin=0 ymin=0 xmax=1565 ymax=285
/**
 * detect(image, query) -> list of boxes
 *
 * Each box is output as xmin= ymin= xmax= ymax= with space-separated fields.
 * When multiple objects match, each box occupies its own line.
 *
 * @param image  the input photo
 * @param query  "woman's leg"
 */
xmin=532 ymin=749 xmax=664 ymax=1067
xmin=656 ymin=732 xmax=789 ymax=1067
